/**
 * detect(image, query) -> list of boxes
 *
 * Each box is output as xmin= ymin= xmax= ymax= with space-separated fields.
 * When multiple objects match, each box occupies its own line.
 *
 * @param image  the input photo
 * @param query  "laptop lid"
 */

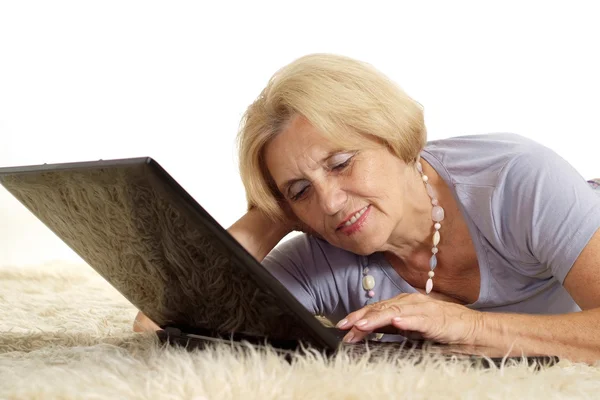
xmin=0 ymin=157 xmax=340 ymax=350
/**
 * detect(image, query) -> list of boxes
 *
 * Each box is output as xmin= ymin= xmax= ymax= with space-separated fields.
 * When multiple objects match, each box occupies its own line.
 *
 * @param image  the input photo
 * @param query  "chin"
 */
xmin=322 ymin=214 xmax=390 ymax=255
xmin=351 ymin=241 xmax=383 ymax=256
xmin=327 ymin=236 xmax=383 ymax=256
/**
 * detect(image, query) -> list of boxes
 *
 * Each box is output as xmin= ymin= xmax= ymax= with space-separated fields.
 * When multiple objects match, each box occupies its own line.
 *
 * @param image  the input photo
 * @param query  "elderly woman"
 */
xmin=136 ymin=54 xmax=600 ymax=363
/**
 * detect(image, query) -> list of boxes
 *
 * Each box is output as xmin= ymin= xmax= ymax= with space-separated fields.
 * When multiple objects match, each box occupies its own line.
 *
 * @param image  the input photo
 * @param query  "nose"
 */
xmin=316 ymin=180 xmax=347 ymax=216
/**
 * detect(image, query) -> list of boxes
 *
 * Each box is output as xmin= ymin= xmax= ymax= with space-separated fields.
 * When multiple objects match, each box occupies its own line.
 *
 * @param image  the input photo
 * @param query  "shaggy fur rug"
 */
xmin=2 ymin=262 xmax=600 ymax=399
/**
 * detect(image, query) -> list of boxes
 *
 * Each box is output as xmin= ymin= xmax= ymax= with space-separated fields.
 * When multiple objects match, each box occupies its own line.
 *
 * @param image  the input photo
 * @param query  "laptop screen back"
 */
xmin=0 ymin=158 xmax=336 ymax=348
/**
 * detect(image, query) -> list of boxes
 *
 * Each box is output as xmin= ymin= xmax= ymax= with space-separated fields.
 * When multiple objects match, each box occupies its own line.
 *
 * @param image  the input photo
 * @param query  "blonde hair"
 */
xmin=236 ymin=53 xmax=427 ymax=221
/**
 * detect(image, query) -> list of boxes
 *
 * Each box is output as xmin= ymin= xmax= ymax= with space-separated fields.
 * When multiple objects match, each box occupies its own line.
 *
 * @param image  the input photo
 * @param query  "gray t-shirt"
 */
xmin=262 ymin=133 xmax=600 ymax=323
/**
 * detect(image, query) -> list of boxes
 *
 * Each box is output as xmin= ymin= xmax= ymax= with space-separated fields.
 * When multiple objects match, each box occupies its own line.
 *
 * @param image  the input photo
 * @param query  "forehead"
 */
xmin=271 ymin=116 xmax=337 ymax=157
xmin=263 ymin=116 xmax=339 ymax=181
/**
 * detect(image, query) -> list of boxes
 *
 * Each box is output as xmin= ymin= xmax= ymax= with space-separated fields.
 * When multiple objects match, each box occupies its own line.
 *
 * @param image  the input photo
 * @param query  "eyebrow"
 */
xmin=278 ymin=149 xmax=348 ymax=196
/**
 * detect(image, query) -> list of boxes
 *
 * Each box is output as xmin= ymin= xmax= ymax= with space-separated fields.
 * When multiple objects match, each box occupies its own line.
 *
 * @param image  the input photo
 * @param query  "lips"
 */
xmin=337 ymin=205 xmax=370 ymax=230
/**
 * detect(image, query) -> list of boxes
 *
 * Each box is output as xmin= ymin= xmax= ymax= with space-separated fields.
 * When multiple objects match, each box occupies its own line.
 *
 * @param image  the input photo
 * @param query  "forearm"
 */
xmin=227 ymin=208 xmax=291 ymax=262
xmin=475 ymin=308 xmax=600 ymax=363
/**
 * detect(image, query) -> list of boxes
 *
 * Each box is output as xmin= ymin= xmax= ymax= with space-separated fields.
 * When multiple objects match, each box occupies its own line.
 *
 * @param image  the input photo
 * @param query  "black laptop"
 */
xmin=0 ymin=157 xmax=558 ymax=367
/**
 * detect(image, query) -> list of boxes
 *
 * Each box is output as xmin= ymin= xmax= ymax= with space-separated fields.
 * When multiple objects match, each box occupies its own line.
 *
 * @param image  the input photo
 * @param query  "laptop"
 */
xmin=0 ymin=157 xmax=558 ymax=367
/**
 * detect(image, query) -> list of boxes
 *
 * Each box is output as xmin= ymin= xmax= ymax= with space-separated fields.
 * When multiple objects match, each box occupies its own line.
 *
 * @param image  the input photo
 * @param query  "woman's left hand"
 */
xmin=336 ymin=293 xmax=483 ymax=345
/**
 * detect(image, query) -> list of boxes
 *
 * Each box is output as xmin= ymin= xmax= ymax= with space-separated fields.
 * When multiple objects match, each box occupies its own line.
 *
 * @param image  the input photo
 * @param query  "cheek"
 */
xmin=292 ymin=199 xmax=321 ymax=224
xmin=350 ymin=165 xmax=395 ymax=197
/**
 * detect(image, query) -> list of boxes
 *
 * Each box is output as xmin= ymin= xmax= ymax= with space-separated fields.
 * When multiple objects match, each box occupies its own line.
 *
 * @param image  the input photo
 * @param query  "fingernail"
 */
xmin=355 ymin=319 xmax=368 ymax=327
xmin=393 ymin=317 xmax=402 ymax=323
xmin=336 ymin=319 xmax=348 ymax=328
xmin=343 ymin=332 xmax=355 ymax=343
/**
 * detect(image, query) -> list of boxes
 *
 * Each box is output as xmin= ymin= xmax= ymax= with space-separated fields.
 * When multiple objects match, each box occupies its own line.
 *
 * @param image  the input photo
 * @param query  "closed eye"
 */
xmin=287 ymin=151 xmax=356 ymax=202
xmin=291 ymin=185 xmax=310 ymax=201
xmin=329 ymin=151 xmax=356 ymax=171
xmin=331 ymin=158 xmax=352 ymax=171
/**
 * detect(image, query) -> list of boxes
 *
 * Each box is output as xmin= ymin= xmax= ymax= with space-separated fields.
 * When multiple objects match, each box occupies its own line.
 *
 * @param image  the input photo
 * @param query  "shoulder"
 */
xmin=424 ymin=132 xmax=540 ymax=153
xmin=426 ymin=133 xmax=600 ymax=281
xmin=422 ymin=133 xmax=587 ymax=260
xmin=422 ymin=132 xmax=546 ymax=187
xmin=262 ymin=233 xmax=365 ymax=318
xmin=265 ymin=233 xmax=362 ymax=273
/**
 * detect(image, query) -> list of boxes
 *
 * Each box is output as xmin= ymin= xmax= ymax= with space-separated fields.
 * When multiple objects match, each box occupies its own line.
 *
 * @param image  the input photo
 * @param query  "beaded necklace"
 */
xmin=361 ymin=156 xmax=445 ymax=299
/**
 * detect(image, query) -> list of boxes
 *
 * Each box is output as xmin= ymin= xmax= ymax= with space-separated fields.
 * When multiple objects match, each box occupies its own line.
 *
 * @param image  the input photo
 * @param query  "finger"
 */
xmin=352 ymin=303 xmax=422 ymax=332
xmin=391 ymin=314 xmax=430 ymax=337
xmin=343 ymin=325 xmax=425 ymax=344
xmin=336 ymin=307 xmax=371 ymax=330
xmin=336 ymin=293 xmax=415 ymax=331
xmin=338 ymin=307 xmax=381 ymax=342
xmin=342 ymin=303 xmax=424 ymax=343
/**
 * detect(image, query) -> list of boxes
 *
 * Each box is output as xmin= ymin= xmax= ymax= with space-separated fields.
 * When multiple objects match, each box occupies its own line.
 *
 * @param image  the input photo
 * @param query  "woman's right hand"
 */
xmin=133 ymin=310 xmax=160 ymax=332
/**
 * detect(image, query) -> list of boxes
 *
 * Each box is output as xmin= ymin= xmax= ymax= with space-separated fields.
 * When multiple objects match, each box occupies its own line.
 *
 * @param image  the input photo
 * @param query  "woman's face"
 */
xmin=264 ymin=115 xmax=419 ymax=255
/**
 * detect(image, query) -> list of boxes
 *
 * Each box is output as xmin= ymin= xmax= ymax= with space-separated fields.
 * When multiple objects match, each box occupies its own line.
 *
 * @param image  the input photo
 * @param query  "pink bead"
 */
xmin=432 ymin=199 xmax=439 ymax=206
xmin=432 ymin=205 xmax=445 ymax=222
xmin=425 ymin=183 xmax=437 ymax=199
xmin=426 ymin=278 xmax=433 ymax=294
xmin=416 ymin=162 xmax=423 ymax=173
xmin=368 ymin=290 xmax=375 ymax=298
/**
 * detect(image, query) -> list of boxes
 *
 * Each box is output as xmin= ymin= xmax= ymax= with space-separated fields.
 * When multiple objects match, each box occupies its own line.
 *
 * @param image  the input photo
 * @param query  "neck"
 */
xmin=382 ymin=158 xmax=456 ymax=268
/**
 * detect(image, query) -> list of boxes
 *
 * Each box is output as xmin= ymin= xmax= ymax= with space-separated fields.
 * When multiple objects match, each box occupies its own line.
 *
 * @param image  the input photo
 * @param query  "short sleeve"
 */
xmin=493 ymin=144 xmax=600 ymax=284
xmin=261 ymin=234 xmax=327 ymax=316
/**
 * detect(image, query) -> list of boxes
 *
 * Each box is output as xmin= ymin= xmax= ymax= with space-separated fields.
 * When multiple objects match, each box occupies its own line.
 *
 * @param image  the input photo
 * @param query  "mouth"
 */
xmin=336 ymin=205 xmax=370 ymax=230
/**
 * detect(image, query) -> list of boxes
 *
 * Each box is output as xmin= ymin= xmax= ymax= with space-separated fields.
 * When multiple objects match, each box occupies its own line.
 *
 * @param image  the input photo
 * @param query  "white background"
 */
xmin=1 ymin=1 xmax=599 ymax=267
